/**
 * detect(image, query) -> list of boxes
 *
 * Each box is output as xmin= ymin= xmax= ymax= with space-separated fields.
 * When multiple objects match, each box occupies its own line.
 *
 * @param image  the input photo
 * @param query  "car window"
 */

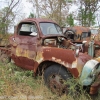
xmin=19 ymin=23 xmax=37 ymax=36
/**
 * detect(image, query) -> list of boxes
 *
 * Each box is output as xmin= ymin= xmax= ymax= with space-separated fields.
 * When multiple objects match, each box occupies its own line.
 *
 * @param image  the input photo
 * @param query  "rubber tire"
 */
xmin=44 ymin=64 xmax=72 ymax=95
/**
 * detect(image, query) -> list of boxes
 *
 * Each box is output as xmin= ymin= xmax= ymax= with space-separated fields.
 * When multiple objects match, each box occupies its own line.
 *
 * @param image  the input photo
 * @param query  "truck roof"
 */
xmin=20 ymin=18 xmax=56 ymax=23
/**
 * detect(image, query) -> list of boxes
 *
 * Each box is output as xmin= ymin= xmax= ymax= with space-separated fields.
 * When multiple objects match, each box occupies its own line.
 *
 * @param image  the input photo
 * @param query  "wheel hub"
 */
xmin=49 ymin=74 xmax=67 ymax=95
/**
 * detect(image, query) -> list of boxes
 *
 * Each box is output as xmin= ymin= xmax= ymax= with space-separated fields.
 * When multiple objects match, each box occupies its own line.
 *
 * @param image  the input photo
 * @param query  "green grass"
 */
xmin=0 ymin=62 xmax=100 ymax=100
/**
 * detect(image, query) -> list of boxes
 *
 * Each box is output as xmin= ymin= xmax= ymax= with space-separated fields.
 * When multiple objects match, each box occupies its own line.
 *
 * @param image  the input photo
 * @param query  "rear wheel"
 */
xmin=44 ymin=64 xmax=73 ymax=96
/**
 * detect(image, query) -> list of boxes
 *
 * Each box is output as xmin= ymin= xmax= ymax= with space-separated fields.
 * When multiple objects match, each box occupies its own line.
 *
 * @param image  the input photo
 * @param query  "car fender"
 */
xmin=34 ymin=47 xmax=91 ymax=78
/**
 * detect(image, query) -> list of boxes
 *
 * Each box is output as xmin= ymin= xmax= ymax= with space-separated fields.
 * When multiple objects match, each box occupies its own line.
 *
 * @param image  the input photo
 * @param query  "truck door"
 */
xmin=12 ymin=22 xmax=38 ymax=70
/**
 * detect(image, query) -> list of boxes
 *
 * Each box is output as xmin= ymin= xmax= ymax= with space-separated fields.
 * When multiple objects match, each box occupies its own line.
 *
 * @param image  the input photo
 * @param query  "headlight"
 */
xmin=44 ymin=39 xmax=57 ymax=46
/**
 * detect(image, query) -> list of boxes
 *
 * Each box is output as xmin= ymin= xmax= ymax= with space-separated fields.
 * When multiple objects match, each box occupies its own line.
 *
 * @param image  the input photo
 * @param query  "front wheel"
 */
xmin=44 ymin=64 xmax=73 ymax=95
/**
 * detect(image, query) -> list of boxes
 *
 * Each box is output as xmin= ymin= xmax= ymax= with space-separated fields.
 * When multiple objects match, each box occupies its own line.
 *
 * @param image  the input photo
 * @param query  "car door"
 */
xmin=11 ymin=22 xmax=38 ymax=70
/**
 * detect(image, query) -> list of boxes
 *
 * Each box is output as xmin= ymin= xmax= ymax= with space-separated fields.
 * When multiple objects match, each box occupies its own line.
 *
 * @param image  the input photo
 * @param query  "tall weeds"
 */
xmin=0 ymin=62 xmax=99 ymax=100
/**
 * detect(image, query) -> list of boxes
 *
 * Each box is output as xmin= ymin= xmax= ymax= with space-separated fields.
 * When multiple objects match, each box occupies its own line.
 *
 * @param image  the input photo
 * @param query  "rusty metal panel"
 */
xmin=73 ymin=26 xmax=90 ymax=35
xmin=43 ymin=47 xmax=75 ymax=63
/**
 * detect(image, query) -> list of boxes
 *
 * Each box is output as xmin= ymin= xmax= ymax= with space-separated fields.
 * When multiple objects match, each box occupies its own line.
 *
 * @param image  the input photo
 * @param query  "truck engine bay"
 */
xmin=43 ymin=36 xmax=83 ymax=51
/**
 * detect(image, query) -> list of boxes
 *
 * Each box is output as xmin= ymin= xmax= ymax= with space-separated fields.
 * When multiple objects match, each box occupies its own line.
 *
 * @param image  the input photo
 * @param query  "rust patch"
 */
xmin=11 ymin=54 xmax=35 ymax=70
xmin=16 ymin=46 xmax=36 ymax=60
xmin=36 ymin=51 xmax=43 ymax=63
xmin=67 ymin=26 xmax=90 ymax=35
xmin=72 ymin=58 xmax=84 ymax=76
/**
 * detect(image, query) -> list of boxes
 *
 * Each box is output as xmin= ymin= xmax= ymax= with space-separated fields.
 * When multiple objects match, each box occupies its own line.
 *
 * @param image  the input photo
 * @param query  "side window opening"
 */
xmin=19 ymin=23 xmax=37 ymax=36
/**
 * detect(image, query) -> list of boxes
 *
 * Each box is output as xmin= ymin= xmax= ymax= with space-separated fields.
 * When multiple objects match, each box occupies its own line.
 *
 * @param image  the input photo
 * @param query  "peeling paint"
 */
xmin=36 ymin=51 xmax=43 ymax=63
xmin=16 ymin=47 xmax=36 ymax=60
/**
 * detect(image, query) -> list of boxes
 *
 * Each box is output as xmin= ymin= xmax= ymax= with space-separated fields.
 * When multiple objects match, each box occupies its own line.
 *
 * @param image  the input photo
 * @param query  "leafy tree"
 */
xmin=77 ymin=0 xmax=100 ymax=26
xmin=0 ymin=0 xmax=21 ymax=34
xmin=28 ymin=0 xmax=71 ymax=26
xmin=0 ymin=7 xmax=15 ymax=34
xmin=66 ymin=14 xmax=74 ymax=26
xmin=78 ymin=6 xmax=95 ymax=26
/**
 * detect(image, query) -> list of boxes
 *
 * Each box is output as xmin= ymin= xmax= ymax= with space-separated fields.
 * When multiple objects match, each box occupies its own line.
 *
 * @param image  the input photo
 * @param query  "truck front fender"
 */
xmin=35 ymin=47 xmax=76 ymax=72
xmin=35 ymin=47 xmax=91 ymax=78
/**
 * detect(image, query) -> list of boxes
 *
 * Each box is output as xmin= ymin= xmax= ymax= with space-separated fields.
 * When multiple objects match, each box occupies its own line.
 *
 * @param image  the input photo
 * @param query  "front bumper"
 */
xmin=90 ymin=74 xmax=100 ymax=95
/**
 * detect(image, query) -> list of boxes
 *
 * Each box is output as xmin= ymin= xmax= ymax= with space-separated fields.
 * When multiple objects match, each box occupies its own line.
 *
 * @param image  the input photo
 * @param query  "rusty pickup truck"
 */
xmin=0 ymin=18 xmax=100 ymax=95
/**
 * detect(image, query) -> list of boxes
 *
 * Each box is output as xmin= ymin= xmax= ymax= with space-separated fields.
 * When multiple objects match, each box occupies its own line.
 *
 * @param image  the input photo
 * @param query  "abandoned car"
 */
xmin=63 ymin=26 xmax=100 ymax=57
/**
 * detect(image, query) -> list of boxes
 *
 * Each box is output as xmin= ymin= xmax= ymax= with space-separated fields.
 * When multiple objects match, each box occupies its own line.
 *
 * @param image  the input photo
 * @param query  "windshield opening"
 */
xmin=39 ymin=22 xmax=62 ymax=35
